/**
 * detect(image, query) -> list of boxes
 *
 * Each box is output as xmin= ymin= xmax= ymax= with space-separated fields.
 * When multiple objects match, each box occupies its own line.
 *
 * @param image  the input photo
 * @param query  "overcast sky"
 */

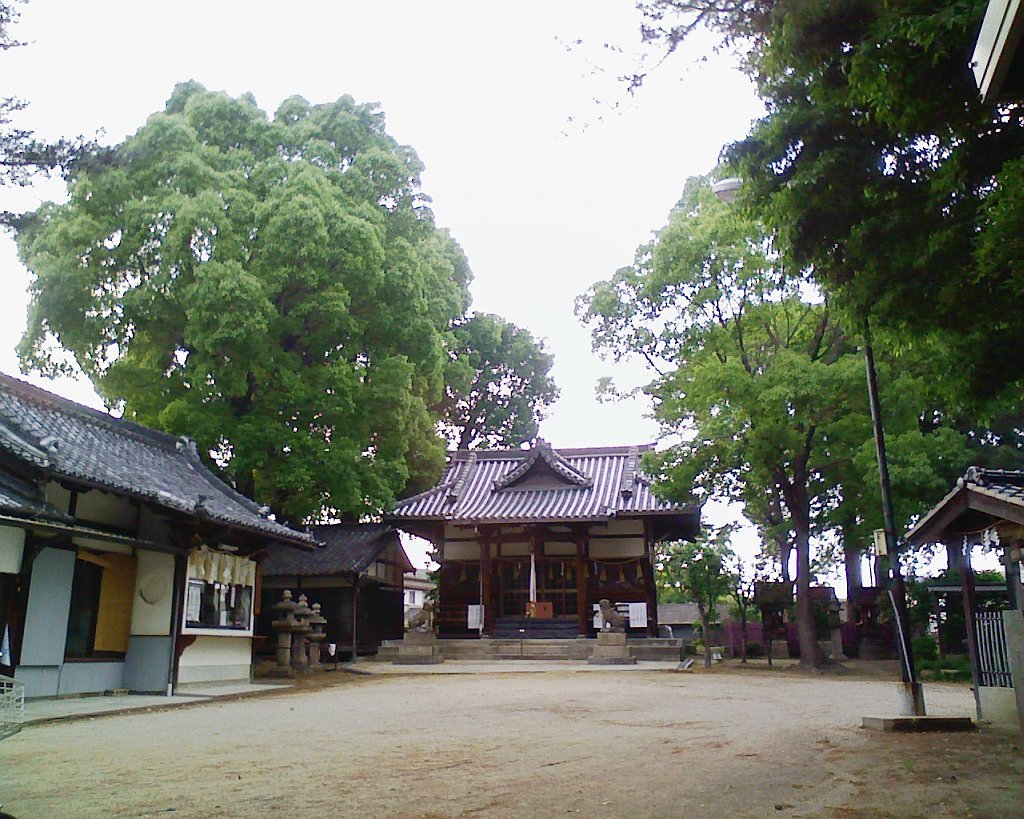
xmin=1 ymin=1 xmax=773 ymax=567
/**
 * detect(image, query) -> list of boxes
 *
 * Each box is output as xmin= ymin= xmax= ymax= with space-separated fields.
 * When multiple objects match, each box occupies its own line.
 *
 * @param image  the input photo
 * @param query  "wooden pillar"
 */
xmin=351 ymin=571 xmax=360 ymax=664
xmin=959 ymin=542 xmax=982 ymax=721
xmin=576 ymin=527 xmax=588 ymax=636
xmin=480 ymin=531 xmax=493 ymax=636
xmin=644 ymin=519 xmax=657 ymax=638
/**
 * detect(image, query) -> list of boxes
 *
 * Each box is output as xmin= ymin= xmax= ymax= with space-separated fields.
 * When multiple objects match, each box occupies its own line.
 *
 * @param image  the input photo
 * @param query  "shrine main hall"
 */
xmin=387 ymin=440 xmax=700 ymax=639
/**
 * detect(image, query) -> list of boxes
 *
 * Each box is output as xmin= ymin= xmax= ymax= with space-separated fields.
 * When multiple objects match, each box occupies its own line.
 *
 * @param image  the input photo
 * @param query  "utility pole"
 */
xmin=863 ymin=320 xmax=924 ymax=714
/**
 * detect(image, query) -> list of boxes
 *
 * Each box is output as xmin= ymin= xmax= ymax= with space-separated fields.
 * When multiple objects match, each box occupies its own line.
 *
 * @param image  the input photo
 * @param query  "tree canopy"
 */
xmin=440 ymin=312 xmax=558 ymax=450
xmin=16 ymin=82 xmax=556 ymax=523
xmin=578 ymin=172 xmax=1001 ymax=664
xmin=635 ymin=0 xmax=1024 ymax=401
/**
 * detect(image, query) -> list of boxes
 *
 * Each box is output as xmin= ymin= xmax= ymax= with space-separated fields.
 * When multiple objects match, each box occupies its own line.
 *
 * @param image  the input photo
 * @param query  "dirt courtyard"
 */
xmin=1 ymin=664 xmax=1020 ymax=818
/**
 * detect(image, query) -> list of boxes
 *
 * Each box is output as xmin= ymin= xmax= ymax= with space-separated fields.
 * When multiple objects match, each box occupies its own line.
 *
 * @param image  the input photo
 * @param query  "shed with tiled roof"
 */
xmin=260 ymin=524 xmax=414 ymax=659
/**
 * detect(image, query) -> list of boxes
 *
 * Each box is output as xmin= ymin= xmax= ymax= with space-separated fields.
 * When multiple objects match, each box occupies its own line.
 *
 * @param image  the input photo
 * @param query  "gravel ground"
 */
xmin=0 ymin=663 xmax=1020 ymax=818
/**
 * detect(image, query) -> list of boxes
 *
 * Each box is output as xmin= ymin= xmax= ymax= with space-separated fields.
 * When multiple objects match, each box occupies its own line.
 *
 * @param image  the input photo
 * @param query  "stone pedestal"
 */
xmin=393 ymin=630 xmax=444 ymax=664
xmin=769 ymin=640 xmax=790 ymax=660
xmin=588 ymin=631 xmax=636 ymax=665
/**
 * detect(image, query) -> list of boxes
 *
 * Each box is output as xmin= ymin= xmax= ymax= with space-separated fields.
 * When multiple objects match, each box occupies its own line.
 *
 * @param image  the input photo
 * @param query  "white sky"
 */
xmin=0 ymin=1 xmax=782 ymax=571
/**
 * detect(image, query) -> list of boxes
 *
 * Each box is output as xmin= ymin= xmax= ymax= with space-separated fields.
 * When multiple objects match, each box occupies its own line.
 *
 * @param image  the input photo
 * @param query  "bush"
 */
xmin=917 ymin=653 xmax=972 ymax=683
xmin=744 ymin=641 xmax=765 ymax=658
xmin=912 ymin=635 xmax=939 ymax=662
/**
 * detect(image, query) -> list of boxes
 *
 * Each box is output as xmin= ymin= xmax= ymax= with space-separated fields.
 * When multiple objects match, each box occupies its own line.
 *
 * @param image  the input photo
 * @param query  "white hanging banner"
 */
xmin=629 ymin=602 xmax=648 ymax=629
xmin=467 ymin=605 xmax=484 ymax=631
xmin=529 ymin=553 xmax=537 ymax=603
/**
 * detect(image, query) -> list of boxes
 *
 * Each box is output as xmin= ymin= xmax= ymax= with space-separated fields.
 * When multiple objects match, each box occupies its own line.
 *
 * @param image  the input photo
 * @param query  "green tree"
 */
xmin=725 ymin=550 xmax=757 ymax=663
xmin=16 ymin=83 xmax=477 ymax=523
xmin=580 ymin=174 xmax=870 ymax=668
xmin=439 ymin=312 xmax=559 ymax=450
xmin=635 ymin=0 xmax=1024 ymax=400
xmin=657 ymin=528 xmax=733 ymax=667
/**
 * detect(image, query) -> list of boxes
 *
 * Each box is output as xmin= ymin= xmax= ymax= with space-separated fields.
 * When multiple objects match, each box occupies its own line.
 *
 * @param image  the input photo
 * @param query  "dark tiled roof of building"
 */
xmin=0 ymin=372 xmax=314 ymax=546
xmin=906 ymin=466 xmax=1024 ymax=545
xmin=389 ymin=441 xmax=698 ymax=529
xmin=262 ymin=523 xmax=411 ymax=576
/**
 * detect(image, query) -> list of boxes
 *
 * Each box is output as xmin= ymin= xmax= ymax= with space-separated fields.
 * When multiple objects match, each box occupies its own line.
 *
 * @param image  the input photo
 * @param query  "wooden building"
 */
xmin=0 ymin=373 xmax=315 ymax=696
xmin=260 ymin=524 xmax=412 ymax=658
xmin=387 ymin=440 xmax=699 ymax=639
xmin=906 ymin=467 xmax=1024 ymax=736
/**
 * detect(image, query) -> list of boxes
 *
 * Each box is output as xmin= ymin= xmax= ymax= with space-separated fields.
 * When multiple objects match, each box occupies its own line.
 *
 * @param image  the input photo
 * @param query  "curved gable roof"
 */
xmin=390 ymin=440 xmax=699 ymax=540
xmin=0 ymin=372 xmax=314 ymax=547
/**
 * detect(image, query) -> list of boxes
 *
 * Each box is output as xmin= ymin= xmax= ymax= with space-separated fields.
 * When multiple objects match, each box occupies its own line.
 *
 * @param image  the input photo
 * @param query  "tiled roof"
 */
xmin=906 ymin=466 xmax=1024 ymax=545
xmin=0 ymin=470 xmax=71 ymax=522
xmin=389 ymin=441 xmax=698 ymax=528
xmin=0 ymin=372 xmax=314 ymax=546
xmin=262 ymin=523 xmax=411 ymax=576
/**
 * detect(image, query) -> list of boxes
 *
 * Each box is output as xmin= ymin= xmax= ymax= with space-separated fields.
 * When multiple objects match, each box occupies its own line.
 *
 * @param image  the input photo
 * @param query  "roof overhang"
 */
xmin=973 ymin=0 xmax=1024 ymax=101
xmin=906 ymin=483 xmax=1024 ymax=547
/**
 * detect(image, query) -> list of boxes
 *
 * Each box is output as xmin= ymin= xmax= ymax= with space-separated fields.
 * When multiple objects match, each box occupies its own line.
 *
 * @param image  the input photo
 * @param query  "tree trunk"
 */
xmin=784 ymin=480 xmax=823 ymax=669
xmin=778 ymin=536 xmax=793 ymax=583
xmin=945 ymin=539 xmax=963 ymax=577
xmin=739 ymin=608 xmax=748 ymax=663
xmin=844 ymin=538 xmax=863 ymax=597
xmin=698 ymin=603 xmax=712 ymax=668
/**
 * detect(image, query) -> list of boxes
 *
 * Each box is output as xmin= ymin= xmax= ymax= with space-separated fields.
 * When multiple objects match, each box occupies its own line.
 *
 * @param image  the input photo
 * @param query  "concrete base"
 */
xmin=896 ymin=681 xmax=927 ymax=716
xmin=393 ymin=631 xmax=444 ymax=665
xmin=862 ymin=716 xmax=975 ymax=733
xmin=588 ymin=631 xmax=637 ymax=665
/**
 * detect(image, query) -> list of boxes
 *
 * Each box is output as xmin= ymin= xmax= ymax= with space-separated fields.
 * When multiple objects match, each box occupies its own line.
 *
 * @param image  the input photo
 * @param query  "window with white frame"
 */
xmin=184 ymin=547 xmax=256 ymax=633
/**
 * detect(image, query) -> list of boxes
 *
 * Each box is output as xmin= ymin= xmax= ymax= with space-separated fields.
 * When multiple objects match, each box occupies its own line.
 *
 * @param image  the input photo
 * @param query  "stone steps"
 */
xmin=374 ymin=636 xmax=684 ymax=662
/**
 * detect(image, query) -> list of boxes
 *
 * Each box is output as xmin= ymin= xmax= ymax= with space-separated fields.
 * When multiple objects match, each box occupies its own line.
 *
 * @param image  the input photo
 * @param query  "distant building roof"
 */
xmin=0 ymin=372 xmax=314 ymax=547
xmin=657 ymin=603 xmax=702 ymax=625
xmin=263 ymin=523 xmax=412 ymax=577
xmin=907 ymin=467 xmax=1024 ymax=547
xmin=388 ymin=440 xmax=699 ymax=540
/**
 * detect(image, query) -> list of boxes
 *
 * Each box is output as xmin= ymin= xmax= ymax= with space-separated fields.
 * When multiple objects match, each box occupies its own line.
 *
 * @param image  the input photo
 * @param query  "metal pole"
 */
xmin=863 ymin=320 xmax=919 ymax=690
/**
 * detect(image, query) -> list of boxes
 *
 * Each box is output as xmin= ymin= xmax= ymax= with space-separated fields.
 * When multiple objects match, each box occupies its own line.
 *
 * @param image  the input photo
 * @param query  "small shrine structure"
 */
xmin=386 ymin=440 xmax=699 ymax=639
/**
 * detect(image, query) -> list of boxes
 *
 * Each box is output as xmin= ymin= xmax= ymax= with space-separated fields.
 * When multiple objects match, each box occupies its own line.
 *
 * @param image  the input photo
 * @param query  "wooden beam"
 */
xmin=576 ymin=530 xmax=588 ymax=636
xmin=480 ymin=535 xmax=493 ymax=636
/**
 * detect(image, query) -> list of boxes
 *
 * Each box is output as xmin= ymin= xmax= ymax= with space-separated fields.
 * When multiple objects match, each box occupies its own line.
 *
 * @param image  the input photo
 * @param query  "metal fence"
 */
xmin=976 ymin=611 xmax=1013 ymax=688
xmin=0 ymin=674 xmax=25 ymax=740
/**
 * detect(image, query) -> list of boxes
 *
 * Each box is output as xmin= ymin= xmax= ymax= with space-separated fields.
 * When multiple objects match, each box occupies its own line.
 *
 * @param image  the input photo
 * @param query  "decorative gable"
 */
xmin=492 ymin=439 xmax=592 ymax=492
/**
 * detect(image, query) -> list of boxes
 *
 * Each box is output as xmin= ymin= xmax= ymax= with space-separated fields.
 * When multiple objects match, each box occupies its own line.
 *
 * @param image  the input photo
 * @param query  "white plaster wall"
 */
xmin=130 ymin=550 xmax=175 ymax=636
xmin=75 ymin=490 xmax=138 ymax=529
xmin=979 ymin=686 xmax=1019 ymax=732
xmin=604 ymin=519 xmax=644 ymax=537
xmin=72 ymin=536 xmax=133 ymax=555
xmin=589 ymin=538 xmax=645 ymax=558
xmin=45 ymin=482 xmax=72 ymax=513
xmin=137 ymin=506 xmax=172 ymax=544
xmin=0 ymin=525 xmax=25 ymax=573
xmin=445 ymin=542 xmax=480 ymax=560
xmin=177 ymin=635 xmax=252 ymax=684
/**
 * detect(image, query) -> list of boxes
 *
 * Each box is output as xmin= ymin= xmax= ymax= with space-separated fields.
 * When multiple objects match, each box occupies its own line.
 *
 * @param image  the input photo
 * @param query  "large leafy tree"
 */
xmin=636 ymin=0 xmax=1024 ymax=399
xmin=582 ymin=173 xmax=1012 ymax=665
xmin=580 ymin=174 xmax=868 ymax=667
xmin=17 ymin=82 xmax=480 ymax=523
xmin=439 ymin=312 xmax=559 ymax=450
